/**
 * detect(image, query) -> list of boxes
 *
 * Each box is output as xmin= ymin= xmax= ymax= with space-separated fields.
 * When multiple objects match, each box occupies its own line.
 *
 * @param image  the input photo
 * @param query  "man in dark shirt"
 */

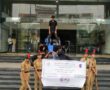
xmin=48 ymin=15 xmax=59 ymax=43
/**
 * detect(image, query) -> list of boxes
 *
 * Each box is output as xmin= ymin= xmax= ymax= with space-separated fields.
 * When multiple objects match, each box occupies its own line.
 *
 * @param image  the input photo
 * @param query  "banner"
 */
xmin=41 ymin=59 xmax=86 ymax=88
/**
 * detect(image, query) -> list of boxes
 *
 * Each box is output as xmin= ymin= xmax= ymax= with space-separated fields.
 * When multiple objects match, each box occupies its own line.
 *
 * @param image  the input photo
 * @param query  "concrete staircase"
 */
xmin=97 ymin=70 xmax=110 ymax=90
xmin=0 ymin=68 xmax=34 ymax=90
xmin=0 ymin=55 xmax=110 ymax=90
xmin=0 ymin=68 xmax=110 ymax=90
xmin=0 ymin=56 xmax=23 ymax=63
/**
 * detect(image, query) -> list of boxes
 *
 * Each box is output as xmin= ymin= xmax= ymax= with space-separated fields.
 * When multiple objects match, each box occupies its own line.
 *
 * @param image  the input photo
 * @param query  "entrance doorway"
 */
xmin=40 ymin=29 xmax=77 ymax=53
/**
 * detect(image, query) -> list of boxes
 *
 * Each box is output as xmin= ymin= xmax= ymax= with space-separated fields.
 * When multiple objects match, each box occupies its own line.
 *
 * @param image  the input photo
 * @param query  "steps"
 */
xmin=71 ymin=57 xmax=110 ymax=64
xmin=0 ymin=68 xmax=110 ymax=90
xmin=0 ymin=56 xmax=23 ymax=63
xmin=96 ymin=58 xmax=110 ymax=64
xmin=0 ymin=56 xmax=110 ymax=64
xmin=0 ymin=68 xmax=34 ymax=90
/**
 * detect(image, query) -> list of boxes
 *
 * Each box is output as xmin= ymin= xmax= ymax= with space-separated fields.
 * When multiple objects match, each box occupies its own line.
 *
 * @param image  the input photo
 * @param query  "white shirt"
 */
xmin=8 ymin=38 xmax=12 ymax=44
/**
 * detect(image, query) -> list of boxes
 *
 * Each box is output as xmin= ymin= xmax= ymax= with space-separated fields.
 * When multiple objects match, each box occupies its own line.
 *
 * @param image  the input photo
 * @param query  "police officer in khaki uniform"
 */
xmin=19 ymin=54 xmax=31 ymax=90
xmin=80 ymin=48 xmax=90 ymax=90
xmin=85 ymin=56 xmax=93 ymax=90
xmin=34 ymin=53 xmax=42 ymax=90
xmin=81 ymin=49 xmax=97 ymax=90
xmin=80 ymin=48 xmax=89 ymax=61
xmin=87 ymin=49 xmax=97 ymax=90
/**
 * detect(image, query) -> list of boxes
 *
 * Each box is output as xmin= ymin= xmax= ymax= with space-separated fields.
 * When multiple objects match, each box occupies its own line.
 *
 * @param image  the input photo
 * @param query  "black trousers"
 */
xmin=8 ymin=44 xmax=12 ymax=52
xmin=48 ymin=32 xmax=59 ymax=43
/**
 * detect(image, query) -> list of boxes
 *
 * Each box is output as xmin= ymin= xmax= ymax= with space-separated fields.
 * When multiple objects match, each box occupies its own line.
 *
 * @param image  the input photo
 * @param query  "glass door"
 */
xmin=76 ymin=23 xmax=98 ymax=54
xmin=0 ymin=19 xmax=40 ymax=53
xmin=17 ymin=23 xmax=40 ymax=52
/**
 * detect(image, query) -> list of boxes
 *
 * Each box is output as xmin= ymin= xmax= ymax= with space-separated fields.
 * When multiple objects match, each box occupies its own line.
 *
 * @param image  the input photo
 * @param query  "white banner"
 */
xmin=41 ymin=59 xmax=86 ymax=88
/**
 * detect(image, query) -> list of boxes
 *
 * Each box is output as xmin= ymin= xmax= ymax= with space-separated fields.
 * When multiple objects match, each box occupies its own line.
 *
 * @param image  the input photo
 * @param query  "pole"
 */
xmin=56 ymin=0 xmax=59 ymax=18
xmin=0 ymin=0 xmax=2 ymax=51
xmin=27 ymin=2 xmax=32 ymax=52
xmin=0 ymin=0 xmax=2 ymax=23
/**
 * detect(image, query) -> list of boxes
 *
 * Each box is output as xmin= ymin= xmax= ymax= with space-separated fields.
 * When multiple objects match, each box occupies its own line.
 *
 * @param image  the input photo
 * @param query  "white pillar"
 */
xmin=0 ymin=24 xmax=1 ymax=52
xmin=104 ymin=25 xmax=110 ymax=54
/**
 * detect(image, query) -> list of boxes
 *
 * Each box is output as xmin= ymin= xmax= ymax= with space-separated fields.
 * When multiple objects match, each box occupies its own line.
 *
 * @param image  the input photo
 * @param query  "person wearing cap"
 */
xmin=80 ymin=48 xmax=90 ymax=90
xmin=86 ymin=49 xmax=97 ymax=90
xmin=38 ymin=44 xmax=47 ymax=58
xmin=48 ymin=15 xmax=59 ymax=43
xmin=81 ymin=49 xmax=97 ymax=90
xmin=80 ymin=48 xmax=89 ymax=63
xmin=33 ymin=53 xmax=42 ymax=90
xmin=19 ymin=54 xmax=31 ymax=90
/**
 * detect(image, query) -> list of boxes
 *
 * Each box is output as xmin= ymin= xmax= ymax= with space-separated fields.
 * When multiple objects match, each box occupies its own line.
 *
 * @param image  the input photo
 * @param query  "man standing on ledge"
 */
xmin=48 ymin=15 xmax=58 ymax=43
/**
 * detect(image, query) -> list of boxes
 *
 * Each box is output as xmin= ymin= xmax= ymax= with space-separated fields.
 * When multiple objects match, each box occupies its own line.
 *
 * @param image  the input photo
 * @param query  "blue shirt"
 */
xmin=48 ymin=44 xmax=53 ymax=52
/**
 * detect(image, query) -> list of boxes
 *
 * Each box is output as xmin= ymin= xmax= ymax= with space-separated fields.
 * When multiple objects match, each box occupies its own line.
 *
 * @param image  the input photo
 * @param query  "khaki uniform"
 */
xmin=86 ymin=58 xmax=97 ymax=90
xmin=80 ymin=57 xmax=90 ymax=90
xmin=81 ymin=57 xmax=97 ymax=90
xmin=19 ymin=60 xmax=31 ymax=90
xmin=34 ymin=59 xmax=42 ymax=90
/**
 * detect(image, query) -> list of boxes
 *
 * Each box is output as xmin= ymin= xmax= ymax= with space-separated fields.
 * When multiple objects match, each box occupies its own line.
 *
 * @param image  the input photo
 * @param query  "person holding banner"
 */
xmin=87 ymin=49 xmax=98 ymax=90
xmin=81 ymin=49 xmax=98 ymax=90
xmin=19 ymin=53 xmax=31 ymax=90
xmin=80 ymin=48 xmax=90 ymax=90
xmin=34 ymin=53 xmax=42 ymax=90
xmin=80 ymin=48 xmax=89 ymax=62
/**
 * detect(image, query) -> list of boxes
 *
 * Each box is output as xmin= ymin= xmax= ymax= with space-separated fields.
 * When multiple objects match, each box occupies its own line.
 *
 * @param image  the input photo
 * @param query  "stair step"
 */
xmin=0 ymin=56 xmax=110 ymax=64
xmin=0 ymin=85 xmax=34 ymax=90
xmin=93 ymin=87 xmax=110 ymax=90
xmin=0 ymin=67 xmax=110 ymax=90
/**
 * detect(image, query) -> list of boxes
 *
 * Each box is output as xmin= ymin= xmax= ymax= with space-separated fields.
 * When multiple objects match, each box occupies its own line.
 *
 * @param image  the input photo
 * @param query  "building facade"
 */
xmin=0 ymin=0 xmax=110 ymax=54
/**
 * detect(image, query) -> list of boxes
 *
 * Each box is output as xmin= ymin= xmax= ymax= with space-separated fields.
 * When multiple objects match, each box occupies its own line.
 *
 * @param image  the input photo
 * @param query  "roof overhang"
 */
xmin=9 ymin=0 xmax=110 ymax=5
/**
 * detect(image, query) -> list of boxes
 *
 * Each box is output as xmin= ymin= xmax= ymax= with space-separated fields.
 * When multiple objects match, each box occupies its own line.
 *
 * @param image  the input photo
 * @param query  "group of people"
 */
xmin=19 ymin=15 xmax=63 ymax=90
xmin=19 ymin=52 xmax=42 ymax=90
xmin=19 ymin=44 xmax=68 ymax=90
xmin=80 ymin=48 xmax=98 ymax=90
xmin=19 ymin=48 xmax=98 ymax=90
xmin=19 ymin=15 xmax=98 ymax=90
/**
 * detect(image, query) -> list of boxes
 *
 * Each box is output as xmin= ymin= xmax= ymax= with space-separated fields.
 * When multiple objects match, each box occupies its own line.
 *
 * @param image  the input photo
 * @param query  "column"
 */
xmin=56 ymin=0 xmax=59 ymax=18
xmin=104 ymin=25 xmax=110 ymax=54
xmin=0 ymin=0 xmax=2 ymax=51
xmin=104 ymin=5 xmax=110 ymax=18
